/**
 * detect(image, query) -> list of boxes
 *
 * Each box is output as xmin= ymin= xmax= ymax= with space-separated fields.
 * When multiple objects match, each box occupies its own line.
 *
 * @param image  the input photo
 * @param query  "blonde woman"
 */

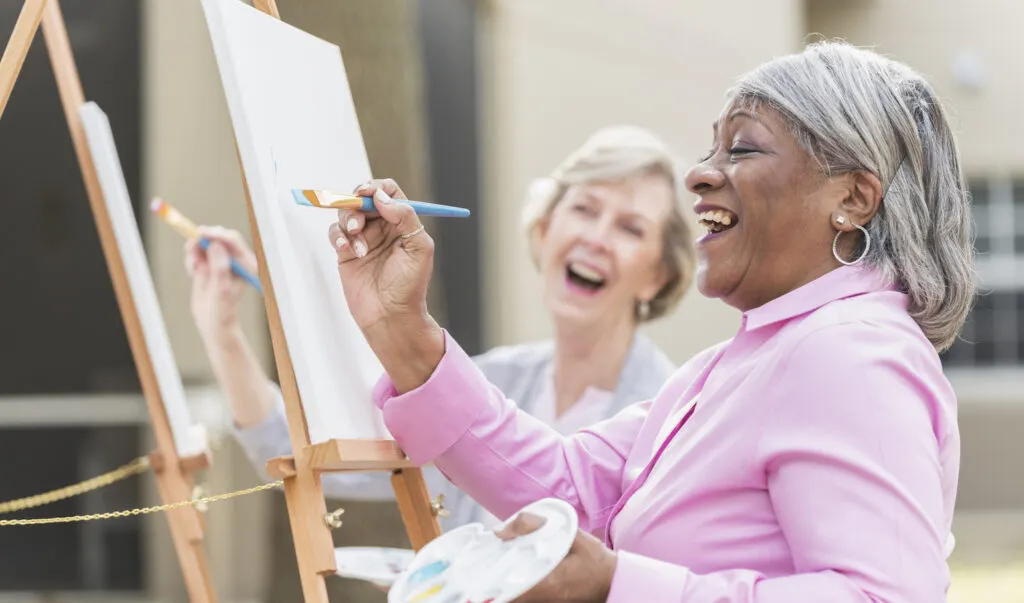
xmin=187 ymin=125 xmax=695 ymax=529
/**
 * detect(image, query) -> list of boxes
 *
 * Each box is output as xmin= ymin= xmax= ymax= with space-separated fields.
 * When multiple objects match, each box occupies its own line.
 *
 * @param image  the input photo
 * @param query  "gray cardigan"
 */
xmin=233 ymin=333 xmax=675 ymax=531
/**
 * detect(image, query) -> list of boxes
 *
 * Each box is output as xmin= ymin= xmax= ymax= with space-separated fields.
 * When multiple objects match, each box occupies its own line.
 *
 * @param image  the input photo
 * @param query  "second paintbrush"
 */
xmin=292 ymin=189 xmax=470 ymax=218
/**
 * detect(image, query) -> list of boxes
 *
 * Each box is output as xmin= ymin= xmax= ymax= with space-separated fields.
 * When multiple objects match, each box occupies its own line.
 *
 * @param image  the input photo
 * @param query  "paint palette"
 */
xmin=334 ymin=547 xmax=415 ymax=587
xmin=388 ymin=498 xmax=578 ymax=603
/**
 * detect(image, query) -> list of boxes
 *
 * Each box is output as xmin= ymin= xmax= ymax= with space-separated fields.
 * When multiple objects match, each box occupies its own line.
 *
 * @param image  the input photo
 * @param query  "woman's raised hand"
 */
xmin=328 ymin=178 xmax=445 ymax=393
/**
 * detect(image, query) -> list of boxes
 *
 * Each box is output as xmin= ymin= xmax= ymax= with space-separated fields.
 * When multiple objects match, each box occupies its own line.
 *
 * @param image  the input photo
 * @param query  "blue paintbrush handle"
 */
xmin=198 ymin=237 xmax=264 ymax=294
xmin=358 ymin=196 xmax=470 ymax=218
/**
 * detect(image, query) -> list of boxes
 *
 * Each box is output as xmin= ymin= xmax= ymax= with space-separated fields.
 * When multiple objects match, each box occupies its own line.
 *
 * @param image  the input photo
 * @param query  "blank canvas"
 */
xmin=200 ymin=0 xmax=390 ymax=442
xmin=80 ymin=101 xmax=205 ymax=457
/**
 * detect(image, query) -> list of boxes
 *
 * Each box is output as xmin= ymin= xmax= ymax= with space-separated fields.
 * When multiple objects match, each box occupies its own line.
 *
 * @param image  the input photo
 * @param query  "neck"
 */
xmin=551 ymin=315 xmax=636 ymax=418
xmin=734 ymin=261 xmax=841 ymax=311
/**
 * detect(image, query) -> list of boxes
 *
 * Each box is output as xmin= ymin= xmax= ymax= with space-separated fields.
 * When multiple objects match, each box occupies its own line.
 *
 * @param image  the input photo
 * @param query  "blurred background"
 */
xmin=0 ymin=0 xmax=1020 ymax=601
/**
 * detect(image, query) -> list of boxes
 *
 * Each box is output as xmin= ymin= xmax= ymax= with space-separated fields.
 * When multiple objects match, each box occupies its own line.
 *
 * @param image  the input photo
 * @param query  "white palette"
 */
xmin=389 ymin=498 xmax=579 ymax=603
xmin=335 ymin=546 xmax=415 ymax=587
xmin=200 ymin=0 xmax=389 ymax=442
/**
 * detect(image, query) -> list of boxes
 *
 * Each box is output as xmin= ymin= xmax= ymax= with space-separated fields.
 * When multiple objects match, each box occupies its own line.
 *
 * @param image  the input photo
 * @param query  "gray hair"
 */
xmin=730 ymin=41 xmax=976 ymax=351
xmin=521 ymin=126 xmax=696 ymax=322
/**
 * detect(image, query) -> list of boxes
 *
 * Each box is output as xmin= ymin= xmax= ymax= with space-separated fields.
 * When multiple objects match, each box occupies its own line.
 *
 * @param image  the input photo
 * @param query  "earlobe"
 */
xmin=640 ymin=262 xmax=670 ymax=305
xmin=535 ymin=215 xmax=551 ymax=242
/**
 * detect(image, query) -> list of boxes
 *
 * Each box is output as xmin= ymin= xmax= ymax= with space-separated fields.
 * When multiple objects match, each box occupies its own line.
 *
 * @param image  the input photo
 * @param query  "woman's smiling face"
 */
xmin=684 ymin=101 xmax=852 ymax=311
xmin=537 ymin=173 xmax=672 ymax=329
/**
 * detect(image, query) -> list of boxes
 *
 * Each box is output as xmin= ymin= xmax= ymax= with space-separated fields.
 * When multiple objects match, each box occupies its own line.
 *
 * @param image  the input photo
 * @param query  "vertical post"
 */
xmin=252 ymin=0 xmax=281 ymax=19
xmin=391 ymin=469 xmax=442 ymax=551
xmin=238 ymin=160 xmax=335 ymax=602
xmin=39 ymin=2 xmax=215 ymax=601
xmin=0 ymin=0 xmax=46 ymax=120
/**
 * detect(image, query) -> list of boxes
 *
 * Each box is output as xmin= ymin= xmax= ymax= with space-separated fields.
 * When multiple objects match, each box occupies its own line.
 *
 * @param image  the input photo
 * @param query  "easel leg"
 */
xmin=0 ymin=0 xmax=46 ymax=119
xmin=151 ymin=460 xmax=216 ymax=603
xmin=283 ymin=473 xmax=331 ymax=603
xmin=238 ymin=151 xmax=337 ymax=591
xmin=391 ymin=468 xmax=442 ymax=551
xmin=38 ymin=1 xmax=218 ymax=600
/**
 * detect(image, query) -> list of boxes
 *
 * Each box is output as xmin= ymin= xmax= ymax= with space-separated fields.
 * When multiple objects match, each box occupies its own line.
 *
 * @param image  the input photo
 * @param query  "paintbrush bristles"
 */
xmin=304 ymin=189 xmax=362 ymax=208
xmin=150 ymin=197 xmax=200 ymax=239
xmin=302 ymin=189 xmax=322 ymax=206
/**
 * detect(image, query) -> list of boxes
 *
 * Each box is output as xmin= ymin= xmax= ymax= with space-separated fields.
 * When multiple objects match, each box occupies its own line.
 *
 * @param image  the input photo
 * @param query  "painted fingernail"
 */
xmin=335 ymin=237 xmax=347 ymax=250
xmin=347 ymin=218 xmax=359 ymax=232
xmin=354 ymin=240 xmax=367 ymax=258
xmin=375 ymin=189 xmax=392 ymax=204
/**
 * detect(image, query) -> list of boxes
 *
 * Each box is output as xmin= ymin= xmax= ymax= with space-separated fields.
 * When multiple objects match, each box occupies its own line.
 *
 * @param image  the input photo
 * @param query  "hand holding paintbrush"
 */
xmin=150 ymin=197 xmax=263 ymax=293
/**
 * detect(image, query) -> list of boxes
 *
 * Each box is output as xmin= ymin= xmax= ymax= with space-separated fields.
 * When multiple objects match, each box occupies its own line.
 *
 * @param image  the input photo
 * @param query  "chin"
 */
xmin=695 ymin=266 xmax=732 ymax=301
xmin=550 ymin=301 xmax=593 ymax=322
xmin=548 ymin=300 xmax=603 ymax=329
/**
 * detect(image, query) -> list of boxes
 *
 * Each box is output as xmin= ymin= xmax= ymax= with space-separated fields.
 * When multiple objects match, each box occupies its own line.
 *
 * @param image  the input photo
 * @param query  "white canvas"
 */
xmin=80 ymin=101 xmax=205 ymax=457
xmin=200 ymin=0 xmax=390 ymax=442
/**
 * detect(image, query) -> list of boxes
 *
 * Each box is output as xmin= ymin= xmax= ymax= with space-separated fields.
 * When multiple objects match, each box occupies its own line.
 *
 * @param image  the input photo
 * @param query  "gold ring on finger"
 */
xmin=399 ymin=225 xmax=425 ymax=240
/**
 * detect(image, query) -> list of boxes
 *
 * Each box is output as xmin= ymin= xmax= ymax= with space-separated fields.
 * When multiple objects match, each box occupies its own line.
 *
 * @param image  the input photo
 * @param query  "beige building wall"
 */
xmin=479 ymin=0 xmax=805 ymax=364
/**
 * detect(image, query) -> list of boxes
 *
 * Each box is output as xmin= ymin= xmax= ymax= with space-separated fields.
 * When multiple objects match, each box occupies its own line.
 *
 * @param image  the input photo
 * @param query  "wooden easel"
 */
xmin=229 ymin=2 xmax=443 ymax=601
xmin=0 ymin=1 xmax=216 ymax=601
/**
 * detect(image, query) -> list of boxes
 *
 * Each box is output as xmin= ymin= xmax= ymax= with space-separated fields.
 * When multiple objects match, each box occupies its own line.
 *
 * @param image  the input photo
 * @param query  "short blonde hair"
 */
xmin=521 ymin=126 xmax=695 ymax=322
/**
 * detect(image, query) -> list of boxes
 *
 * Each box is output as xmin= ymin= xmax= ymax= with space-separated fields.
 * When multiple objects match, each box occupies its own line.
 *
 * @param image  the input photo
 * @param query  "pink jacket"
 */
xmin=374 ymin=265 xmax=959 ymax=602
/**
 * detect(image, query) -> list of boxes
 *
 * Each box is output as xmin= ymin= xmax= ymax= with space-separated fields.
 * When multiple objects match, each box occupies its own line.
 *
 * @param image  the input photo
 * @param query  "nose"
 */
xmin=580 ymin=214 xmax=614 ymax=251
xmin=684 ymin=159 xmax=725 ymax=197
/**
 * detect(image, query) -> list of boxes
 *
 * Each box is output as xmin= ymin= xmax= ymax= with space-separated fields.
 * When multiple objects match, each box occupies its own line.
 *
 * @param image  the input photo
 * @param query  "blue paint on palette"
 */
xmin=407 ymin=559 xmax=449 ymax=586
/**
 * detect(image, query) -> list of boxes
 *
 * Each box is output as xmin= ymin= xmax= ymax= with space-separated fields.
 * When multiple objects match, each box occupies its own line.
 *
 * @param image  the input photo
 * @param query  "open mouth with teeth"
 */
xmin=698 ymin=210 xmax=739 ymax=235
xmin=565 ymin=261 xmax=606 ymax=291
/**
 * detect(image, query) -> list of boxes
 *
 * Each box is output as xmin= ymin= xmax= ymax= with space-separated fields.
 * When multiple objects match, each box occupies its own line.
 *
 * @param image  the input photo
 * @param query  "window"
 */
xmin=942 ymin=176 xmax=1024 ymax=368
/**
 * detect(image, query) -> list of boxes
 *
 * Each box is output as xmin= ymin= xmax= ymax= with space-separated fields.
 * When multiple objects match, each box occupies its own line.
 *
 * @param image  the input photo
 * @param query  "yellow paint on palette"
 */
xmin=407 ymin=583 xmax=444 ymax=602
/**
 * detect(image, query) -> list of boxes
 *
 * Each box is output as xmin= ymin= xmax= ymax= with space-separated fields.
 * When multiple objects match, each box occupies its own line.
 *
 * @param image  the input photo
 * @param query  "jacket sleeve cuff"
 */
xmin=607 ymin=550 xmax=690 ymax=603
xmin=372 ymin=330 xmax=490 ymax=465
xmin=230 ymin=389 xmax=292 ymax=475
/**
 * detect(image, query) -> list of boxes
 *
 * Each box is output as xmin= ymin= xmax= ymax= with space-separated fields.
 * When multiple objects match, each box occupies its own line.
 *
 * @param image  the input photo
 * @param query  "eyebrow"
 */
xmin=618 ymin=210 xmax=655 ymax=225
xmin=580 ymin=192 xmax=656 ymax=224
xmin=712 ymin=109 xmax=773 ymax=135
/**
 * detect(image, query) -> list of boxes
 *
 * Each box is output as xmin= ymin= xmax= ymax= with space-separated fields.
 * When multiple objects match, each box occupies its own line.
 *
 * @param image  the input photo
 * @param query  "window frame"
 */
xmin=944 ymin=174 xmax=1024 ymax=399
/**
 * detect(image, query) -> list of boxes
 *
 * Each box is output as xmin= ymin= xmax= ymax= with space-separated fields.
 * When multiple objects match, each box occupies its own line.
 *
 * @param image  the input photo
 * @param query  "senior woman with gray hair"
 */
xmin=329 ymin=40 xmax=975 ymax=601
xmin=185 ymin=126 xmax=694 ymax=529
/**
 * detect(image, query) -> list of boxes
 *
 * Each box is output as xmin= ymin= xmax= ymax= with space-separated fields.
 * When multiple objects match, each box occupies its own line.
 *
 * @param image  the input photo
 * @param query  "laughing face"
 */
xmin=535 ymin=173 xmax=672 ymax=330
xmin=684 ymin=101 xmax=850 ymax=311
